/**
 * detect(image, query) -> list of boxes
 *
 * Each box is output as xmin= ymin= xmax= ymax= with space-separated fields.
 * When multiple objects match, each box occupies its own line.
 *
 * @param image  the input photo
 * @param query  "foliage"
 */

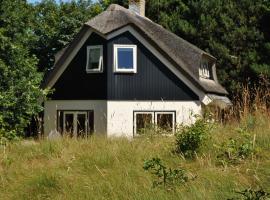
xmin=0 ymin=0 xmax=45 ymax=140
xmin=30 ymin=0 xmax=103 ymax=72
xmin=230 ymin=188 xmax=270 ymax=200
xmin=175 ymin=116 xmax=212 ymax=158
xmin=143 ymin=157 xmax=188 ymax=188
xmin=216 ymin=127 xmax=256 ymax=166
xmin=146 ymin=0 xmax=270 ymax=94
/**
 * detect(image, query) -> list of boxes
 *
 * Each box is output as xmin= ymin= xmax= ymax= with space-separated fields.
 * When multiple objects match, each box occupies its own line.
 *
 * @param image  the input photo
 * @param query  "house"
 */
xmin=42 ymin=0 xmax=231 ymax=138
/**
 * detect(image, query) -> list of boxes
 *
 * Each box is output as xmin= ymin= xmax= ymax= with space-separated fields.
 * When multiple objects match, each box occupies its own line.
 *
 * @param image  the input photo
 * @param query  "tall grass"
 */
xmin=0 ymin=78 xmax=269 ymax=199
xmin=0 ymin=111 xmax=269 ymax=200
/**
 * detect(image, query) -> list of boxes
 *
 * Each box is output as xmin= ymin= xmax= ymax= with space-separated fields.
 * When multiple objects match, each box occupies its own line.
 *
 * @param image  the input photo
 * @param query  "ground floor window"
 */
xmin=134 ymin=111 xmax=175 ymax=135
xmin=57 ymin=110 xmax=94 ymax=137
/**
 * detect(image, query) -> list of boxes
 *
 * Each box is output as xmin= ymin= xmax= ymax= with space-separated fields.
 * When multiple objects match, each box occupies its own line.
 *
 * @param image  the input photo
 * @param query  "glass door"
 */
xmin=63 ymin=111 xmax=89 ymax=137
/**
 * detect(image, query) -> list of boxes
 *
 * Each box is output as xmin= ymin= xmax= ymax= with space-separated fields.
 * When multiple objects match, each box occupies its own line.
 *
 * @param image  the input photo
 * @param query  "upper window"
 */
xmin=199 ymin=60 xmax=211 ymax=79
xmin=114 ymin=44 xmax=137 ymax=73
xmin=86 ymin=45 xmax=103 ymax=73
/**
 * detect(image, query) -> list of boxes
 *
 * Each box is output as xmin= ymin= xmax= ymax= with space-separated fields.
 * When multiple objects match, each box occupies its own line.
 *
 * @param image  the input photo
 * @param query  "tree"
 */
xmin=146 ymin=0 xmax=270 ymax=94
xmin=0 ymin=0 xmax=45 ymax=140
xmin=30 ymin=0 xmax=103 ymax=72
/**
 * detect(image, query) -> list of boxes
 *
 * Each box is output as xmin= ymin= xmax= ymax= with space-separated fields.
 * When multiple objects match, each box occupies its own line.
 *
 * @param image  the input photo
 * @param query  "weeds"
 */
xmin=143 ymin=157 xmax=189 ymax=188
xmin=216 ymin=126 xmax=256 ymax=166
xmin=229 ymin=188 xmax=270 ymax=200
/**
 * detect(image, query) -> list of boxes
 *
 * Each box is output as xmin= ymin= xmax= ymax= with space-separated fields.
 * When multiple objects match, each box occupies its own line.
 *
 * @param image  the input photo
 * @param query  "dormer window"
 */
xmin=114 ymin=44 xmax=137 ymax=73
xmin=199 ymin=60 xmax=211 ymax=79
xmin=86 ymin=45 xmax=103 ymax=73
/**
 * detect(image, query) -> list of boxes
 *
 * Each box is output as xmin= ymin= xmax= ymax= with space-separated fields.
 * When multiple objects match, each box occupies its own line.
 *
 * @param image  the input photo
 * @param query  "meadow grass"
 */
xmin=0 ymin=113 xmax=269 ymax=200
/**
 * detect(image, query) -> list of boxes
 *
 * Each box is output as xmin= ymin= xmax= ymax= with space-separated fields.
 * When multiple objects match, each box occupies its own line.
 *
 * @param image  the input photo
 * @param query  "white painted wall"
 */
xmin=44 ymin=100 xmax=201 ymax=138
xmin=107 ymin=101 xmax=201 ymax=138
xmin=44 ymin=100 xmax=107 ymax=136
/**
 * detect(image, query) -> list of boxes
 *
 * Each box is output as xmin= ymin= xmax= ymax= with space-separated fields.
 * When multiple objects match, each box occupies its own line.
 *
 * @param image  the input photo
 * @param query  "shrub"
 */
xmin=216 ymin=127 xmax=256 ymax=166
xmin=143 ymin=157 xmax=188 ymax=188
xmin=229 ymin=188 xmax=270 ymax=200
xmin=175 ymin=116 xmax=212 ymax=158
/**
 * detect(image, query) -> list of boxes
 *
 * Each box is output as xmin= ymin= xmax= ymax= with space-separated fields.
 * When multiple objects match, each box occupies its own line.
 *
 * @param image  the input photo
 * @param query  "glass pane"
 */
xmin=157 ymin=114 xmax=173 ymax=132
xmin=88 ymin=111 xmax=94 ymax=135
xmin=77 ymin=114 xmax=86 ymax=137
xmin=88 ymin=48 xmax=101 ymax=70
xmin=136 ymin=114 xmax=153 ymax=134
xmin=64 ymin=114 xmax=74 ymax=137
xmin=117 ymin=48 xmax=133 ymax=69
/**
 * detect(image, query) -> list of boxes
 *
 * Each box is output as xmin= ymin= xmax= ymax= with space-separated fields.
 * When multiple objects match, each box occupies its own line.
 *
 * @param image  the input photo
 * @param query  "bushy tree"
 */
xmin=0 ymin=0 xmax=44 ymax=140
xmin=146 ymin=0 xmax=270 ymax=94
xmin=30 ymin=0 xmax=103 ymax=72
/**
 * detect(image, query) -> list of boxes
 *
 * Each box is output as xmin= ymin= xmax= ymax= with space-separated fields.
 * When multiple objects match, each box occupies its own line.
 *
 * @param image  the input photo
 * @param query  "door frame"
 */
xmin=57 ymin=110 xmax=94 ymax=137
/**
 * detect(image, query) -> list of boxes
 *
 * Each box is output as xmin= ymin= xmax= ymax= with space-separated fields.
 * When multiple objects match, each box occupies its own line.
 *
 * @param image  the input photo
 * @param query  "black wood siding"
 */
xmin=50 ymin=31 xmax=198 ymax=101
xmin=51 ymin=33 xmax=107 ymax=100
xmin=106 ymin=32 xmax=198 ymax=100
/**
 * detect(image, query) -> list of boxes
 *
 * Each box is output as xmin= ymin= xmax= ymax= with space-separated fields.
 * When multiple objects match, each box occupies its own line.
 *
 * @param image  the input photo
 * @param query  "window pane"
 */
xmin=64 ymin=113 xmax=74 ymax=137
xmin=88 ymin=48 xmax=101 ymax=70
xmin=136 ymin=114 xmax=153 ymax=134
xmin=117 ymin=48 xmax=133 ymax=69
xmin=77 ymin=114 xmax=87 ymax=137
xmin=88 ymin=111 xmax=94 ymax=134
xmin=157 ymin=114 xmax=173 ymax=132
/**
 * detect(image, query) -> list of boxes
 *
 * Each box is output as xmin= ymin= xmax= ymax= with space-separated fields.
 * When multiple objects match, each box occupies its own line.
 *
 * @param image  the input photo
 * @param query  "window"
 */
xmin=57 ymin=110 xmax=94 ymax=137
xmin=134 ymin=112 xmax=154 ymax=135
xmin=86 ymin=45 xmax=103 ymax=73
xmin=134 ymin=111 xmax=175 ymax=135
xmin=114 ymin=44 xmax=137 ymax=73
xmin=155 ymin=112 xmax=175 ymax=132
xmin=199 ymin=60 xmax=211 ymax=79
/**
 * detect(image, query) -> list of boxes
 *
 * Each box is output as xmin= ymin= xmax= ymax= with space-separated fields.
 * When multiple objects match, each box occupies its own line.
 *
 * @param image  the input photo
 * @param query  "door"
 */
xmin=62 ymin=111 xmax=92 ymax=137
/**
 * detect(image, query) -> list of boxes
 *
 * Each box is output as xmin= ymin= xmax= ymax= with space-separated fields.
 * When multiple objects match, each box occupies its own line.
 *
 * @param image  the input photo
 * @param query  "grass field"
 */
xmin=0 ymin=113 xmax=269 ymax=200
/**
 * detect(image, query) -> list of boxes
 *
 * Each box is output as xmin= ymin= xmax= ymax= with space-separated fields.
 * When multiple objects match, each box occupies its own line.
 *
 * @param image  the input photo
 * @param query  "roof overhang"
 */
xmin=202 ymin=94 xmax=232 ymax=109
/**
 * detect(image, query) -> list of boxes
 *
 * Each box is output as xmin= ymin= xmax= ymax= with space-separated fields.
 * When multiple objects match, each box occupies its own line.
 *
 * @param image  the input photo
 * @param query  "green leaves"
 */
xmin=175 ymin=116 xmax=212 ymax=158
xmin=146 ymin=0 xmax=270 ymax=94
xmin=0 ymin=0 xmax=45 ymax=140
xmin=143 ymin=157 xmax=188 ymax=188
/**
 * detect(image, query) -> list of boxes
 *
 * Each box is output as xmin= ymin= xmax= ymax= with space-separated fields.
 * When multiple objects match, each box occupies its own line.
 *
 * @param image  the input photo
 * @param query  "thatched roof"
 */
xmin=45 ymin=4 xmax=228 ymax=95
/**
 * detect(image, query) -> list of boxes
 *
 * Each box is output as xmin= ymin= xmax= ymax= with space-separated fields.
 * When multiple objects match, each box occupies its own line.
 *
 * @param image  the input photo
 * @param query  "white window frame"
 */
xmin=199 ymin=61 xmax=211 ymax=79
xmin=155 ymin=112 xmax=175 ymax=134
xmin=86 ymin=45 xmax=103 ymax=73
xmin=134 ymin=112 xmax=154 ymax=135
xmin=114 ymin=44 xmax=137 ymax=73
xmin=63 ymin=111 xmax=88 ymax=137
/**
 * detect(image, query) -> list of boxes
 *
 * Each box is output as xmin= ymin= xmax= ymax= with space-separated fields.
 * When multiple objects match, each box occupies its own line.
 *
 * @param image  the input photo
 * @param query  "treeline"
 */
xmin=0 ymin=0 xmax=269 ymax=139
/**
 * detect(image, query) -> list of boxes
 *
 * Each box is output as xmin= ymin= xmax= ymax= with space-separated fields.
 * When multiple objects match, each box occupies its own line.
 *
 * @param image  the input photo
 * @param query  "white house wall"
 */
xmin=44 ymin=100 xmax=107 ymax=136
xmin=107 ymin=101 xmax=201 ymax=137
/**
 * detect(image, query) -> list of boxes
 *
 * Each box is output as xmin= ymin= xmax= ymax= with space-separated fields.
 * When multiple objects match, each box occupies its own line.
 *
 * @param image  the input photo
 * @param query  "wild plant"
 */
xmin=174 ymin=115 xmax=213 ymax=158
xmin=216 ymin=127 xmax=256 ymax=166
xmin=143 ymin=157 xmax=188 ymax=188
xmin=229 ymin=188 xmax=270 ymax=200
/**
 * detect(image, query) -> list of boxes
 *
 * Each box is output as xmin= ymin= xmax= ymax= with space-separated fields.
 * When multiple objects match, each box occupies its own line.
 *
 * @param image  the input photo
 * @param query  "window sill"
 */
xmin=114 ymin=69 xmax=137 ymax=73
xmin=86 ymin=70 xmax=103 ymax=74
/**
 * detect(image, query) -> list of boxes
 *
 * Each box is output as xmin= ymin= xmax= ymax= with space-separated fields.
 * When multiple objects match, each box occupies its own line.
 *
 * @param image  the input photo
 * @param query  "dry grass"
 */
xmin=0 ymin=111 xmax=269 ymax=200
xmin=0 ymin=78 xmax=269 ymax=199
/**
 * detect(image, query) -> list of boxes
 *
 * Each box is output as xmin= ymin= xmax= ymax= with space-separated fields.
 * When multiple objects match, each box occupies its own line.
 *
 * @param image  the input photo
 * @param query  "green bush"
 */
xmin=175 ymin=116 xmax=212 ymax=158
xmin=216 ymin=128 xmax=255 ymax=166
xmin=229 ymin=188 xmax=270 ymax=200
